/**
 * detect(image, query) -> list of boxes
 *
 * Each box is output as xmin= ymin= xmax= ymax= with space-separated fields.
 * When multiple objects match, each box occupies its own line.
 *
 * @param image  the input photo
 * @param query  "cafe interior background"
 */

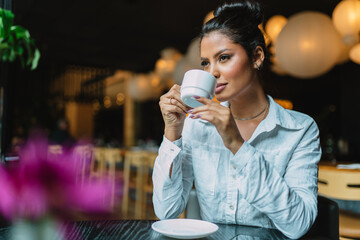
xmin=1 ymin=0 xmax=360 ymax=222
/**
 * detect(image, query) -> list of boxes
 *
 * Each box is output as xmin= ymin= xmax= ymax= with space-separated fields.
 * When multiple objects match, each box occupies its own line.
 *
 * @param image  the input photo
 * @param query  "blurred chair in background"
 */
xmin=122 ymin=150 xmax=157 ymax=219
xmin=72 ymin=145 xmax=93 ymax=186
xmin=304 ymin=195 xmax=339 ymax=240
xmin=103 ymin=148 xmax=124 ymax=209
xmin=48 ymin=144 xmax=125 ymax=213
xmin=92 ymin=147 xmax=124 ymax=211
xmin=318 ymin=165 xmax=360 ymax=239
xmin=47 ymin=144 xmax=63 ymax=161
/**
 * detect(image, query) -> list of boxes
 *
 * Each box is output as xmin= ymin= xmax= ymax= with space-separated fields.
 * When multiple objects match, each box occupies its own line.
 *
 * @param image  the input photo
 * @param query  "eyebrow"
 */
xmin=200 ymin=49 xmax=231 ymax=61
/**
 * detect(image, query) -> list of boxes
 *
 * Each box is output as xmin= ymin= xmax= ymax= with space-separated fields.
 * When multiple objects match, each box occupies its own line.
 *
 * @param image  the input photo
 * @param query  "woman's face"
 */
xmin=200 ymin=31 xmax=258 ymax=102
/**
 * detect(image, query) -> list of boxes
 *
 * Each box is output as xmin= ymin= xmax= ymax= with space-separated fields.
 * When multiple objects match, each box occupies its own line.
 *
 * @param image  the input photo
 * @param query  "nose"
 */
xmin=212 ymin=71 xmax=220 ymax=79
xmin=209 ymin=66 xmax=220 ymax=79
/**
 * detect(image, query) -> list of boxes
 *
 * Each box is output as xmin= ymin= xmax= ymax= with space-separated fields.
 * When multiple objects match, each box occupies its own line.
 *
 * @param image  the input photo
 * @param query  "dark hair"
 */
xmin=200 ymin=0 xmax=268 ymax=64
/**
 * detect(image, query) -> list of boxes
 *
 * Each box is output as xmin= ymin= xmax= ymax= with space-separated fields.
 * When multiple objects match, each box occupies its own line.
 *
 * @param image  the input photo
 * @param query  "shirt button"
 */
xmin=230 ymin=205 xmax=234 ymax=210
xmin=232 ymin=175 xmax=236 ymax=180
xmin=232 ymin=165 xmax=236 ymax=170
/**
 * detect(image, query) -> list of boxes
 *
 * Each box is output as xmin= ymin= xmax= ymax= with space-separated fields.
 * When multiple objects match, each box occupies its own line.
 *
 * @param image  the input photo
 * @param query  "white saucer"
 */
xmin=151 ymin=219 xmax=218 ymax=239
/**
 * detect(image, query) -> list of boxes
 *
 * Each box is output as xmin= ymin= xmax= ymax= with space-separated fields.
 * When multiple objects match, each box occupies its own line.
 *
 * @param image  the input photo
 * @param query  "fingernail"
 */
xmin=187 ymin=109 xmax=193 ymax=113
xmin=196 ymin=114 xmax=202 ymax=118
xmin=193 ymin=96 xmax=200 ymax=99
xmin=189 ymin=114 xmax=194 ymax=118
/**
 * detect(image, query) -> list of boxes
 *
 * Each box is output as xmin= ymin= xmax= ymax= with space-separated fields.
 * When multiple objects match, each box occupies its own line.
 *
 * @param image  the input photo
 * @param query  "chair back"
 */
xmin=305 ymin=195 xmax=339 ymax=240
xmin=72 ymin=145 xmax=94 ymax=185
xmin=47 ymin=144 xmax=63 ymax=160
xmin=318 ymin=166 xmax=360 ymax=200
xmin=318 ymin=165 xmax=360 ymax=239
xmin=122 ymin=150 xmax=157 ymax=219
xmin=92 ymin=147 xmax=124 ymax=210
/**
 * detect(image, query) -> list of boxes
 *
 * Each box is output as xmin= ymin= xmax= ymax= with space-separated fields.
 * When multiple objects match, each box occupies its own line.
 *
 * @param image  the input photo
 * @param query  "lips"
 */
xmin=215 ymin=82 xmax=227 ymax=94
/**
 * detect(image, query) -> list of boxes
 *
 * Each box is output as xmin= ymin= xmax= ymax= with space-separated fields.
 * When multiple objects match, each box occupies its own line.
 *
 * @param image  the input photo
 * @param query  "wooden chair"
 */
xmin=47 ymin=144 xmax=63 ymax=161
xmin=92 ymin=147 xmax=106 ymax=176
xmin=48 ymin=144 xmax=94 ymax=184
xmin=318 ymin=164 xmax=360 ymax=239
xmin=72 ymin=145 xmax=94 ymax=186
xmin=122 ymin=150 xmax=157 ymax=219
xmin=92 ymin=147 xmax=124 ymax=210
xmin=304 ymin=195 xmax=339 ymax=239
xmin=103 ymin=148 xmax=124 ymax=209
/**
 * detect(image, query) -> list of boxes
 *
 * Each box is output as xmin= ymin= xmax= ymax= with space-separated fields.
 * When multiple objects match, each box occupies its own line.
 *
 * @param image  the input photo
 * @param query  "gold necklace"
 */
xmin=232 ymin=101 xmax=269 ymax=121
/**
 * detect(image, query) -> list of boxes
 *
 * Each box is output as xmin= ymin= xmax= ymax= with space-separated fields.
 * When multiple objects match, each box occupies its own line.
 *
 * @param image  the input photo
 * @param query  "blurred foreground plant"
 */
xmin=0 ymin=8 xmax=40 ymax=70
xmin=0 ymin=131 xmax=112 ymax=239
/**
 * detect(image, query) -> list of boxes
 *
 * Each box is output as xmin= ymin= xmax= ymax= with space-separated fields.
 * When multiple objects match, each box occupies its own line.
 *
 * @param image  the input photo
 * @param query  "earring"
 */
xmin=254 ymin=62 xmax=260 ymax=71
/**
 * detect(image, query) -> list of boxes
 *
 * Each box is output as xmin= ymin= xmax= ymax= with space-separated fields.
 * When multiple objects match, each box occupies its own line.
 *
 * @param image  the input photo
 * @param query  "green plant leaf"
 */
xmin=31 ymin=48 xmax=40 ymax=70
xmin=0 ymin=8 xmax=40 ymax=70
xmin=0 ymin=10 xmax=5 ymax=40
xmin=9 ymin=48 xmax=16 ymax=61
xmin=19 ymin=52 xmax=25 ymax=68
xmin=0 ymin=42 xmax=8 ymax=50
xmin=0 ymin=18 xmax=4 ymax=40
xmin=0 ymin=8 xmax=14 ymax=39
xmin=15 ymin=45 xmax=24 ymax=55
xmin=11 ymin=26 xmax=30 ymax=39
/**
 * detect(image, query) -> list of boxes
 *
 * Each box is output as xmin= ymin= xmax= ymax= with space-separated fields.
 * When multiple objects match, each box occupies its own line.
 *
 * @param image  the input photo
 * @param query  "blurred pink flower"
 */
xmin=0 ymin=167 xmax=17 ymax=219
xmin=0 ymin=131 xmax=112 ymax=221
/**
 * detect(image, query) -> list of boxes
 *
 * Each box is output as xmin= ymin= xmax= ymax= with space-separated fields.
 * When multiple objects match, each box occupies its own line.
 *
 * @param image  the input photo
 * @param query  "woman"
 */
xmin=152 ymin=0 xmax=321 ymax=238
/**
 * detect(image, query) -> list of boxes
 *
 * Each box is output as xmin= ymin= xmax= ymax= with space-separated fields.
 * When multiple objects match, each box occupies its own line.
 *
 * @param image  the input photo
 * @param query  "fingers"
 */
xmin=188 ymin=96 xmax=222 ymax=115
xmin=169 ymin=97 xmax=188 ymax=113
xmin=159 ymin=98 xmax=187 ymax=115
xmin=184 ymin=95 xmax=243 ymax=154
xmin=189 ymin=108 xmax=227 ymax=123
xmin=170 ymin=86 xmax=189 ymax=112
xmin=159 ymin=84 xmax=188 ymax=114
xmin=191 ymin=96 xmax=215 ymax=105
xmin=188 ymin=96 xmax=232 ymax=125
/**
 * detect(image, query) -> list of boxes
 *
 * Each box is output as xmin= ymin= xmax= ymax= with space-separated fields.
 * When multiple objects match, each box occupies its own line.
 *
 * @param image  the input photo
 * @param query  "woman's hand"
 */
xmin=159 ymin=84 xmax=189 ymax=141
xmin=189 ymin=96 xmax=244 ymax=154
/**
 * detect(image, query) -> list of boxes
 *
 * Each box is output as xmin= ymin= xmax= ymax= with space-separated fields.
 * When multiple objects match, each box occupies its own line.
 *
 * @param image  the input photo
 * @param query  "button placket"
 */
xmin=226 ymin=172 xmax=236 ymax=222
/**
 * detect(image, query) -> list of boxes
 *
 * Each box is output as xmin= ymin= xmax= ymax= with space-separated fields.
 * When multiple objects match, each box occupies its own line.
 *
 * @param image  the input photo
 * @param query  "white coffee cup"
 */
xmin=180 ymin=69 xmax=217 ymax=108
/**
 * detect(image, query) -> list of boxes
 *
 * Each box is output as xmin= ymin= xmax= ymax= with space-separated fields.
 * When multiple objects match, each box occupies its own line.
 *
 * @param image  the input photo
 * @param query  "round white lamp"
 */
xmin=332 ymin=0 xmax=360 ymax=46
xmin=276 ymin=11 xmax=342 ymax=79
xmin=265 ymin=15 xmax=288 ymax=43
xmin=336 ymin=40 xmax=352 ymax=65
xmin=128 ymin=74 xmax=163 ymax=101
xmin=349 ymin=43 xmax=360 ymax=64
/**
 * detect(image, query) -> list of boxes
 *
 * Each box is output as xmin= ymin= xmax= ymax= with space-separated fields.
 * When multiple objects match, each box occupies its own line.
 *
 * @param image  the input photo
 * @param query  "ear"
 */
xmin=252 ymin=46 xmax=265 ymax=70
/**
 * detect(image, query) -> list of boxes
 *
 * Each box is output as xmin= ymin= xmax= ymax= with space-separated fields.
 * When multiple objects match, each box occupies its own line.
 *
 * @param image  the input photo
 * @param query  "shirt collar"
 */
xmin=222 ymin=95 xmax=303 ymax=132
xmin=267 ymin=95 xmax=303 ymax=130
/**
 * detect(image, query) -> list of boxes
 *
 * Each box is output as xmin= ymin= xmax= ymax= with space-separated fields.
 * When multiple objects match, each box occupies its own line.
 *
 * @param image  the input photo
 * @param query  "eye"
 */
xmin=200 ymin=60 xmax=209 ymax=67
xmin=219 ymin=55 xmax=230 ymax=62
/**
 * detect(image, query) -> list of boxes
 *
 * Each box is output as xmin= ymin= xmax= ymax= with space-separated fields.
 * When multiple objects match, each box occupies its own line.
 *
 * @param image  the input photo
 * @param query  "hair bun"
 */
xmin=214 ymin=0 xmax=263 ymax=26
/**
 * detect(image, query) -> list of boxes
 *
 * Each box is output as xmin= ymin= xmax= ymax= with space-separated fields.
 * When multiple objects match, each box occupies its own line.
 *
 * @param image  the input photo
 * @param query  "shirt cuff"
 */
xmin=158 ymin=135 xmax=182 ymax=176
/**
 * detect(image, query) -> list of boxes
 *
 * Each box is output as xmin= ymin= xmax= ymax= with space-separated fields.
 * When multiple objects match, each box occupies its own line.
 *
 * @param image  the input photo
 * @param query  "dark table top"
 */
xmin=0 ymin=219 xmax=331 ymax=240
